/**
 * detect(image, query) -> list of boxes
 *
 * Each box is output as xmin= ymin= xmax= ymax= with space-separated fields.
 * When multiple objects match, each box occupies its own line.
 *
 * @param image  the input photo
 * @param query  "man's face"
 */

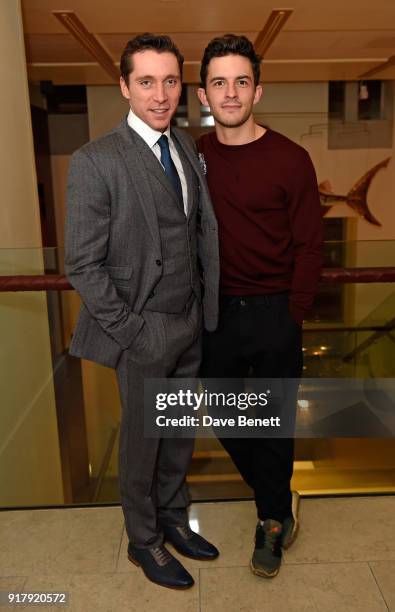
xmin=120 ymin=50 xmax=182 ymax=131
xmin=197 ymin=55 xmax=262 ymax=129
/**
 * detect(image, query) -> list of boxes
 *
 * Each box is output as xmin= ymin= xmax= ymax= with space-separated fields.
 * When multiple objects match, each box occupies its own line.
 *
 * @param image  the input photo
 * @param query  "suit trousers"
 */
xmin=116 ymin=296 xmax=201 ymax=548
xmin=201 ymin=292 xmax=303 ymax=523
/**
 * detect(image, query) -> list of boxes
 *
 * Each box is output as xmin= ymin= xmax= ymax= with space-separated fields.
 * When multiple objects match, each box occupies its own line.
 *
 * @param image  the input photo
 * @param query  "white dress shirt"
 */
xmin=127 ymin=109 xmax=188 ymax=215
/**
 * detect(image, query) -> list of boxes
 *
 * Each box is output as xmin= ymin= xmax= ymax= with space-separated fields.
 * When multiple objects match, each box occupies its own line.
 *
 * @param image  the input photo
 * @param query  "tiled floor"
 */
xmin=1 ymin=497 xmax=395 ymax=611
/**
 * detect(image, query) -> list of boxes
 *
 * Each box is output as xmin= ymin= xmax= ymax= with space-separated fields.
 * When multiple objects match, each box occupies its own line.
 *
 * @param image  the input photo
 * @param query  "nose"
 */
xmin=153 ymin=82 xmax=167 ymax=103
xmin=226 ymin=82 xmax=237 ymax=98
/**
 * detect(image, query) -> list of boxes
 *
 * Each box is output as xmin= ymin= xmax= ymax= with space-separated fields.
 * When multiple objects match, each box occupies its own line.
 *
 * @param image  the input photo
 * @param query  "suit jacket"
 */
xmin=65 ymin=117 xmax=219 ymax=369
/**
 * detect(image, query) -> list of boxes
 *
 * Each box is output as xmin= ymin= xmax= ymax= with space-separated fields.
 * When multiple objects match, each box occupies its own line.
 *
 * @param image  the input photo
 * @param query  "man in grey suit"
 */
xmin=65 ymin=34 xmax=220 ymax=590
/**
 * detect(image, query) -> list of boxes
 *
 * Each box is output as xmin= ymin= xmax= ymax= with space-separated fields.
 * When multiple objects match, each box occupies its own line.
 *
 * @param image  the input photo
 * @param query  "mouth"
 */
xmin=221 ymin=104 xmax=242 ymax=110
xmin=150 ymin=108 xmax=170 ymax=115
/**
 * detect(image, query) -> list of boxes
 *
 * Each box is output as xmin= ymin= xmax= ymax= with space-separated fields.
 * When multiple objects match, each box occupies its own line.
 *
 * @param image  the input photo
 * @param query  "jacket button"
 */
xmin=155 ymin=259 xmax=162 ymax=266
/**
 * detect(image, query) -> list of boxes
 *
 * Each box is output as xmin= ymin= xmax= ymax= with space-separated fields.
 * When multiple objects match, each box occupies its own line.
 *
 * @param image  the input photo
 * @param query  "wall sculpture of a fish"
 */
xmin=318 ymin=157 xmax=391 ymax=226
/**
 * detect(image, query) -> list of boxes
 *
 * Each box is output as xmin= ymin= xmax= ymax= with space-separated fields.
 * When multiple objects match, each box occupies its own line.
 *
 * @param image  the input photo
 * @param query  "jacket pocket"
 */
xmin=104 ymin=264 xmax=133 ymax=280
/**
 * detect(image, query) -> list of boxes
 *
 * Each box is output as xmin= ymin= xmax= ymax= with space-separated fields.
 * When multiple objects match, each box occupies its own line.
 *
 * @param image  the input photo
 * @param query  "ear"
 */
xmin=253 ymin=84 xmax=263 ymax=106
xmin=120 ymin=77 xmax=130 ymax=100
xmin=197 ymin=87 xmax=209 ymax=108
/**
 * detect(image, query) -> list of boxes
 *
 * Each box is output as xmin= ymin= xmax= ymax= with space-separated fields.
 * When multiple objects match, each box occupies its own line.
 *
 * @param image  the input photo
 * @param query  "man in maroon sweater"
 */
xmin=197 ymin=35 xmax=323 ymax=578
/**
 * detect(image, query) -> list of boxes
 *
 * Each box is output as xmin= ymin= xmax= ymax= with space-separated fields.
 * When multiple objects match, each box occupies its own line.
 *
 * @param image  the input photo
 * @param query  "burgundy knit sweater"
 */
xmin=197 ymin=129 xmax=323 ymax=324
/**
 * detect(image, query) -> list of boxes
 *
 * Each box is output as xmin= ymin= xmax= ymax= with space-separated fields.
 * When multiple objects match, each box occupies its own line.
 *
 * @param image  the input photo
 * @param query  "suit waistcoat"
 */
xmin=144 ymin=144 xmax=200 ymax=314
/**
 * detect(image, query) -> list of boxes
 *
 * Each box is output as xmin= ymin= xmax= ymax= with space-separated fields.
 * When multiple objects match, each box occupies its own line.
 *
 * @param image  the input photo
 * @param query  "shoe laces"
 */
xmin=151 ymin=546 xmax=172 ymax=566
xmin=256 ymin=525 xmax=282 ymax=554
xmin=176 ymin=525 xmax=194 ymax=540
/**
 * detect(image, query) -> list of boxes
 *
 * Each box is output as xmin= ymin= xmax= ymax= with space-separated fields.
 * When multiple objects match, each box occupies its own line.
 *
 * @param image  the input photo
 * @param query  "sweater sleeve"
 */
xmin=287 ymin=150 xmax=324 ymax=324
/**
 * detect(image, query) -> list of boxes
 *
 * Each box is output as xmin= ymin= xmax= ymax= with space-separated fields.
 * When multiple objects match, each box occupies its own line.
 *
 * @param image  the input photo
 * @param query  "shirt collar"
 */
xmin=127 ymin=109 xmax=171 ymax=149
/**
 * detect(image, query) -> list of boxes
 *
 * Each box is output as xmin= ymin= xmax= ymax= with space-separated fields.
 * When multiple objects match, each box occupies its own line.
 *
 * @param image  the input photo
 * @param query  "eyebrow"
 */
xmin=135 ymin=74 xmax=180 ymax=81
xmin=209 ymin=74 xmax=252 ymax=83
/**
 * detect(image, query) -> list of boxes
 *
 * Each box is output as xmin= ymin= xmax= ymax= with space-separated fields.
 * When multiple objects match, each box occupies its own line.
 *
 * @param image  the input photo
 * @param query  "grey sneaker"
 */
xmin=281 ymin=490 xmax=300 ymax=549
xmin=250 ymin=519 xmax=282 ymax=578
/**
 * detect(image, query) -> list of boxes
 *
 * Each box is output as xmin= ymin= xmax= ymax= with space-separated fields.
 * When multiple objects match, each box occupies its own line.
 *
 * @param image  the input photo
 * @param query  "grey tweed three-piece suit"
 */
xmin=65 ymin=117 xmax=219 ymax=547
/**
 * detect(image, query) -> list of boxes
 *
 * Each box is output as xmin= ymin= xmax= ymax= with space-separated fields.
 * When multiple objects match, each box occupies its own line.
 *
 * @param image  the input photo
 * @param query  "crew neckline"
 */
xmin=210 ymin=127 xmax=273 ymax=152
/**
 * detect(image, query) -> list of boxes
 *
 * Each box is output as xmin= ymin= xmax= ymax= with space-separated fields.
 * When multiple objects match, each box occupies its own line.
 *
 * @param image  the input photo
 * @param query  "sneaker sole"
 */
xmin=249 ymin=560 xmax=280 ymax=578
xmin=128 ymin=554 xmax=194 ymax=590
xmin=282 ymin=519 xmax=299 ymax=550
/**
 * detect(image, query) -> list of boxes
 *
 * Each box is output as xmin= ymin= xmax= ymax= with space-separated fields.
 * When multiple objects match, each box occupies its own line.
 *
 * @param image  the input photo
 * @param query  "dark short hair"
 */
xmin=120 ymin=33 xmax=184 ymax=83
xmin=200 ymin=34 xmax=261 ymax=88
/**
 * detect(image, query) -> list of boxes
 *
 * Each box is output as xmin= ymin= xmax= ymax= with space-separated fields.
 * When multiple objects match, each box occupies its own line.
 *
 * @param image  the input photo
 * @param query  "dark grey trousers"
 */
xmin=116 ymin=297 xmax=201 ymax=548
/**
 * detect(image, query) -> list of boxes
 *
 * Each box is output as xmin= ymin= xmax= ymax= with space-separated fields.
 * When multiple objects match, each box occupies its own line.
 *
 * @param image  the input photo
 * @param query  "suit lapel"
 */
xmin=115 ymin=118 xmax=161 ymax=247
xmin=171 ymin=128 xmax=217 ymax=222
xmin=172 ymin=128 xmax=201 ymax=177
xmin=116 ymin=119 xmax=201 ymax=235
xmin=172 ymin=134 xmax=196 ymax=218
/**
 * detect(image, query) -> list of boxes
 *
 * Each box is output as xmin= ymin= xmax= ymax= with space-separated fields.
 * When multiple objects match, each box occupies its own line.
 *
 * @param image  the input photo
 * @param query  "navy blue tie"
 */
xmin=157 ymin=134 xmax=183 ymax=204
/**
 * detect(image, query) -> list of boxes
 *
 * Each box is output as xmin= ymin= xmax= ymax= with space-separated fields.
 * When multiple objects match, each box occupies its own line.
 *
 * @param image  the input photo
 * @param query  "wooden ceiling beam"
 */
xmin=359 ymin=54 xmax=395 ymax=78
xmin=52 ymin=10 xmax=119 ymax=82
xmin=254 ymin=8 xmax=294 ymax=58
